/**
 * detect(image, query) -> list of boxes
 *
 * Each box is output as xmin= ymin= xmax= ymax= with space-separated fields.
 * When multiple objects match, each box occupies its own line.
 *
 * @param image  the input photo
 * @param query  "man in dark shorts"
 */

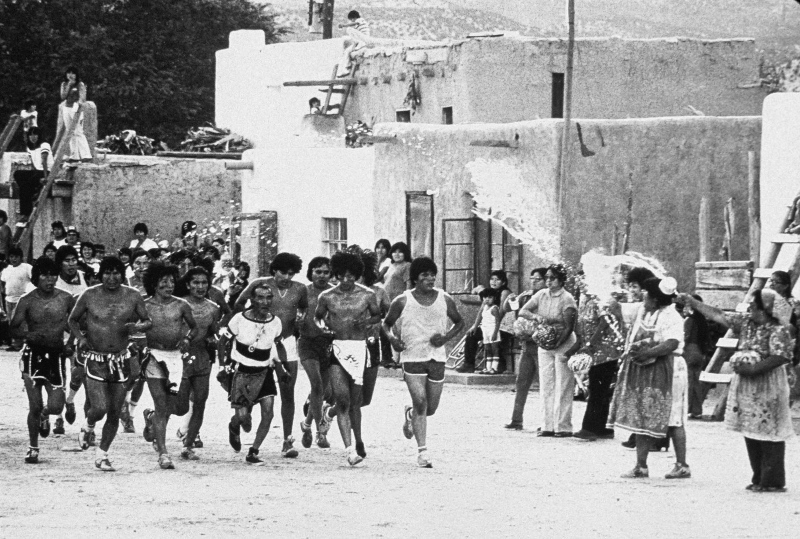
xmin=11 ymin=257 xmax=76 ymax=463
xmin=315 ymin=251 xmax=381 ymax=466
xmin=234 ymin=252 xmax=308 ymax=458
xmin=68 ymin=257 xmax=152 ymax=471
xmin=140 ymin=261 xmax=198 ymax=470
xmin=383 ymin=257 xmax=463 ymax=468
xmin=297 ymin=257 xmax=334 ymax=449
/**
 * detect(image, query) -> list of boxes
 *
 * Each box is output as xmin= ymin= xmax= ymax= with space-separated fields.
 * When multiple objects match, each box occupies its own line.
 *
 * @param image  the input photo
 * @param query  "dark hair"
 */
xmin=0 ymin=210 xmax=6 ymax=223
xmin=31 ymin=256 xmax=60 ymax=285
xmin=374 ymin=238 xmax=391 ymax=254
xmin=175 ymin=266 xmax=211 ymax=297
xmin=772 ymin=271 xmax=792 ymax=296
xmin=330 ymin=251 xmax=364 ymax=280
xmin=142 ymin=260 xmax=179 ymax=296
xmin=360 ymin=250 xmax=379 ymax=287
xmin=627 ymin=267 xmax=656 ymax=287
xmin=168 ymin=249 xmax=191 ymax=265
xmin=531 ymin=267 xmax=547 ymax=279
xmin=270 ymin=252 xmax=302 ymax=275
xmin=642 ymin=277 xmax=674 ymax=308
xmin=42 ymin=243 xmax=57 ymax=255
xmin=51 ymin=221 xmax=64 ymax=230
xmin=81 ymin=242 xmax=95 ymax=257
xmin=348 ymin=10 xmax=360 ymax=19
xmin=202 ymin=245 xmax=221 ymax=261
xmin=63 ymin=66 xmax=81 ymax=84
xmin=490 ymin=269 xmax=509 ymax=291
xmin=236 ymin=261 xmax=251 ymax=279
xmin=118 ymin=247 xmax=132 ymax=259
xmin=133 ymin=222 xmax=149 ymax=235
xmin=147 ymin=248 xmax=162 ymax=260
xmin=546 ymin=264 xmax=567 ymax=286
xmin=306 ymin=256 xmax=331 ymax=281
xmin=26 ymin=126 xmax=44 ymax=149
xmin=55 ymin=245 xmax=78 ymax=268
xmin=479 ymin=287 xmax=499 ymax=302
xmin=131 ymin=248 xmax=149 ymax=263
xmin=24 ymin=99 xmax=35 ymax=110
xmin=309 ymin=97 xmax=321 ymax=107
xmin=390 ymin=241 xmax=411 ymax=263
xmin=8 ymin=246 xmax=24 ymax=258
xmin=195 ymin=256 xmax=214 ymax=276
xmin=410 ymin=256 xmax=438 ymax=285
xmin=98 ymin=256 xmax=127 ymax=279
xmin=751 ymin=289 xmax=780 ymax=324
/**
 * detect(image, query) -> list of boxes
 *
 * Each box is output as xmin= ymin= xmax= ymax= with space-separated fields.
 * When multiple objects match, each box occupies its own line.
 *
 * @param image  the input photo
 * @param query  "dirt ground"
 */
xmin=1 ymin=352 xmax=799 ymax=538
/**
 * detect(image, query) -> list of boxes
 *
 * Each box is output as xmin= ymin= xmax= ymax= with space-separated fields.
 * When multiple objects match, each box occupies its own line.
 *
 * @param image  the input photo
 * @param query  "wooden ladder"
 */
xmin=700 ymin=202 xmax=800 ymax=384
xmin=283 ymin=63 xmax=358 ymax=117
xmin=0 ymin=114 xmax=22 ymax=162
xmin=12 ymin=104 xmax=84 ymax=256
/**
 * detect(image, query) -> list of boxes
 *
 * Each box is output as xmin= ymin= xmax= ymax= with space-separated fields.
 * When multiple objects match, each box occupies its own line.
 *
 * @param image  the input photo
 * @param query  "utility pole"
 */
xmin=322 ymin=0 xmax=335 ymax=39
xmin=557 ymin=0 xmax=575 ymax=249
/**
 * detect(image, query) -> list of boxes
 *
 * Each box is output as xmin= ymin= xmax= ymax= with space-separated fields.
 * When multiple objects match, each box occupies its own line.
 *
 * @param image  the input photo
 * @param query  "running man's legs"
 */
xmin=147 ymin=377 xmax=191 ymax=455
xmin=183 ymin=375 xmax=210 ymax=449
xmin=301 ymin=358 xmax=326 ymax=430
xmin=278 ymin=361 xmax=298 ymax=440
xmin=85 ymin=379 xmax=126 ymax=452
xmin=251 ymin=396 xmax=276 ymax=451
xmin=329 ymin=365 xmax=355 ymax=448
xmin=23 ymin=376 xmax=45 ymax=449
xmin=404 ymin=363 xmax=445 ymax=450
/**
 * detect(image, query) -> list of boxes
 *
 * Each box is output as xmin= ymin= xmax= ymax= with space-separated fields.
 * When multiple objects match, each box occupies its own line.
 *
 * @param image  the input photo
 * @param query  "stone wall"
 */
xmin=372 ymin=115 xmax=762 ymax=292
xmin=349 ymin=37 xmax=766 ymax=125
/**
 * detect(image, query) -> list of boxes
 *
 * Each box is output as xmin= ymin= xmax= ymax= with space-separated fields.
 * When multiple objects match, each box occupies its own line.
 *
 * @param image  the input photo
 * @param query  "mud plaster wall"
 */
xmin=373 ymin=115 xmax=761 ymax=294
xmin=349 ymin=37 xmax=765 ymax=126
xmin=67 ymin=156 xmax=241 ymax=252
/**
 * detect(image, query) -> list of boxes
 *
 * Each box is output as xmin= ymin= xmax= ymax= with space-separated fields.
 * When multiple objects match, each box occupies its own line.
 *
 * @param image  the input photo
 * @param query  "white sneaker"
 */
xmin=417 ymin=451 xmax=433 ymax=468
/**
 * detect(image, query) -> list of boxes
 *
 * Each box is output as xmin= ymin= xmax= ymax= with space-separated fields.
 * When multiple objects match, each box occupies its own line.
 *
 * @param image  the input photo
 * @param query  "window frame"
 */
xmin=321 ymin=217 xmax=348 ymax=256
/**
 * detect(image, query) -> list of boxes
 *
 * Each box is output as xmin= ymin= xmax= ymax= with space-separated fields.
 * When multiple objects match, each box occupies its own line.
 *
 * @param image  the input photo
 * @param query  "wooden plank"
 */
xmin=698 ymin=196 xmax=709 ymax=262
xmin=695 ymin=288 xmax=746 ymax=311
xmin=748 ymin=150 xmax=761 ymax=267
xmin=360 ymin=136 xmax=399 ymax=144
xmin=716 ymin=337 xmax=739 ymax=349
xmin=753 ymin=267 xmax=776 ymax=279
xmin=694 ymin=260 xmax=753 ymax=270
xmin=318 ymin=88 xmax=346 ymax=93
xmin=700 ymin=371 xmax=732 ymax=384
xmin=338 ymin=63 xmax=358 ymax=117
xmin=695 ymin=268 xmax=751 ymax=289
xmin=772 ymin=233 xmax=800 ymax=244
xmin=321 ymin=65 xmax=338 ymax=115
xmin=283 ymin=79 xmax=357 ymax=86
xmin=155 ymin=151 xmax=242 ymax=160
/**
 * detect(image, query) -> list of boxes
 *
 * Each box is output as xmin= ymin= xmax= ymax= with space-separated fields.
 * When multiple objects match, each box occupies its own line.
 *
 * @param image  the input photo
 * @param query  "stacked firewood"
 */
xmin=179 ymin=124 xmax=252 ymax=153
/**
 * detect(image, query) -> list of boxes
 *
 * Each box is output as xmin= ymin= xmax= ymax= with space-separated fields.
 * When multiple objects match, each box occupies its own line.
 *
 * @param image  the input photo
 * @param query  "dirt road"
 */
xmin=0 ymin=352 xmax=798 ymax=538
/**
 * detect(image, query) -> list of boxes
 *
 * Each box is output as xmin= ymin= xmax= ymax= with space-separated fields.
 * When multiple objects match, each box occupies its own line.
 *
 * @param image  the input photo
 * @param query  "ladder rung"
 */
xmin=771 ymin=233 xmax=800 ymax=244
xmin=753 ymin=268 xmax=775 ymax=279
xmin=716 ymin=337 xmax=739 ymax=349
xmin=699 ymin=371 xmax=732 ymax=384
xmin=318 ymin=88 xmax=346 ymax=93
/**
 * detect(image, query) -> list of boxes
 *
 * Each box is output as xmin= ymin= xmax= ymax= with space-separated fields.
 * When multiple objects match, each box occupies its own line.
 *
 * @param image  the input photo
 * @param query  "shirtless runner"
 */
xmin=383 ymin=257 xmax=464 ymax=468
xmin=68 ymin=257 xmax=152 ymax=471
xmin=11 ymin=257 xmax=75 ymax=463
xmin=140 ymin=262 xmax=198 ymax=470
xmin=314 ymin=251 xmax=381 ymax=466
xmin=234 ymin=252 xmax=308 ymax=458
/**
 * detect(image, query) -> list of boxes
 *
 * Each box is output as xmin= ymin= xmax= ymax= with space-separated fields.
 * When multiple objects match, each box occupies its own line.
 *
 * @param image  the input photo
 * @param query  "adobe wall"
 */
xmin=372 ymin=115 xmax=761 ymax=292
xmin=349 ymin=37 xmax=766 ymax=125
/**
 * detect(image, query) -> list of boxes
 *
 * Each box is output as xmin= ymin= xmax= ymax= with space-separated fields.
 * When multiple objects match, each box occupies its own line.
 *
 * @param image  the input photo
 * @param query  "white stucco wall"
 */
xmin=241 ymin=146 xmax=375 ymax=270
xmin=216 ymin=30 xmax=344 ymax=147
xmin=760 ymin=93 xmax=800 ymax=265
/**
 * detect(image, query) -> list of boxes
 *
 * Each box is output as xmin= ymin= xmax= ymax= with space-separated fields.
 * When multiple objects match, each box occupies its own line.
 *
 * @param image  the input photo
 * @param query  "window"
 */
xmin=551 ymin=72 xmax=564 ymax=119
xmin=322 ymin=218 xmax=347 ymax=256
xmin=396 ymin=109 xmax=411 ymax=123
xmin=442 ymin=217 xmax=523 ymax=294
xmin=406 ymin=192 xmax=434 ymax=258
xmin=442 ymin=106 xmax=453 ymax=125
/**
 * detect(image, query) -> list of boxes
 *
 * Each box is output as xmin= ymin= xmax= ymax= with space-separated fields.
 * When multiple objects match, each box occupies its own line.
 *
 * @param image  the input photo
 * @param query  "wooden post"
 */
xmin=322 ymin=0 xmax=335 ymax=39
xmin=748 ymin=150 xmax=761 ymax=267
xmin=557 ymin=0 xmax=575 ymax=249
xmin=699 ymin=196 xmax=710 ymax=262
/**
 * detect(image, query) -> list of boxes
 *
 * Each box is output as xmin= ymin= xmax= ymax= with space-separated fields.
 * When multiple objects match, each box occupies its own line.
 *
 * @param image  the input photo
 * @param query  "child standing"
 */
xmin=1 ymin=247 xmax=33 ymax=352
xmin=471 ymin=288 xmax=502 ymax=374
xmin=20 ymin=100 xmax=38 ymax=135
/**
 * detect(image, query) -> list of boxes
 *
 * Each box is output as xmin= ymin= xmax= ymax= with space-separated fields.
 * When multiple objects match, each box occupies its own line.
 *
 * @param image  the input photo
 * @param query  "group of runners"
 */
xmin=13 ymin=241 xmax=464 ymax=471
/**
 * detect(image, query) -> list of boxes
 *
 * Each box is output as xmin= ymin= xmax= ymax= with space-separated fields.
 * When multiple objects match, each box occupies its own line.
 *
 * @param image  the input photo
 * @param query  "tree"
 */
xmin=0 ymin=0 xmax=285 ymax=146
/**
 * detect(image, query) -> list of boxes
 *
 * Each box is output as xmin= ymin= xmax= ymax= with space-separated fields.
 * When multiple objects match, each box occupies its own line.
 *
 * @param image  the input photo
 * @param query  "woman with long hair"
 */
xmin=13 ymin=127 xmax=53 ymax=220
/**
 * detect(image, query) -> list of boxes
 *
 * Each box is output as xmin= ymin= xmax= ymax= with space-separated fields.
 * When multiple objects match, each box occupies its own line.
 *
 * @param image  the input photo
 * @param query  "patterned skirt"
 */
xmin=726 ymin=366 xmax=795 ymax=442
xmin=607 ymin=354 xmax=675 ymax=438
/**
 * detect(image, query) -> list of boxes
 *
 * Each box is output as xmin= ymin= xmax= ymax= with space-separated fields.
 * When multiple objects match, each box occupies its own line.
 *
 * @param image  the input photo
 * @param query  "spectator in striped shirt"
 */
xmin=337 ymin=10 xmax=370 ymax=77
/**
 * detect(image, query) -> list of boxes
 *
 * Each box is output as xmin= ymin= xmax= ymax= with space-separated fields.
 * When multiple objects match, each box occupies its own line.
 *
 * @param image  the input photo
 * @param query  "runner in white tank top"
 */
xmin=383 ymin=257 xmax=463 ymax=468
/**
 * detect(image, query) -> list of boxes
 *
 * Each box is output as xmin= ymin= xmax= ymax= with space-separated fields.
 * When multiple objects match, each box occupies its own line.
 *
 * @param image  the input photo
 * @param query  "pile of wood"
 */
xmin=97 ymin=130 xmax=160 ymax=155
xmin=179 ymin=124 xmax=252 ymax=153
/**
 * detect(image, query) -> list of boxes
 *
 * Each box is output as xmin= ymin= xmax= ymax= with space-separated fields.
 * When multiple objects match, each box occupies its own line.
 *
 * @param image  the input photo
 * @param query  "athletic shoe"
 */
xmin=553 ymin=432 xmax=572 ymax=438
xmin=299 ymin=421 xmax=313 ymax=449
xmin=95 ymin=457 xmax=116 ymax=472
xmin=665 ymin=464 xmax=691 ymax=479
xmin=64 ymin=402 xmax=76 ymax=425
xmin=621 ymin=436 xmax=636 ymax=449
xmin=158 ymin=453 xmax=175 ymax=470
xmin=176 ymin=428 xmax=186 ymax=442
xmin=536 ymin=428 xmax=555 ymax=437
xmin=281 ymin=437 xmax=299 ymax=458
xmin=228 ymin=420 xmax=241 ymax=452
xmin=355 ymin=441 xmax=366 ymax=459
xmin=53 ymin=417 xmax=65 ymax=436
xmin=302 ymin=399 xmax=310 ymax=418
xmin=88 ymin=430 xmax=96 ymax=447
xmin=417 ymin=451 xmax=433 ymax=468
xmin=39 ymin=414 xmax=50 ymax=438
xmin=241 ymin=413 xmax=252 ymax=433
xmin=180 ymin=447 xmax=200 ymax=461
xmin=79 ymin=428 xmax=92 ymax=450
xmin=573 ymin=429 xmax=598 ymax=441
xmin=504 ymin=422 xmax=523 ymax=430
xmin=319 ymin=404 xmax=332 ymax=435
xmin=402 ymin=405 xmax=414 ymax=440
xmin=142 ymin=409 xmax=155 ymax=443
xmin=316 ymin=433 xmax=330 ymax=449
xmin=25 ymin=447 xmax=39 ymax=464
xmin=246 ymin=447 xmax=264 ymax=465
xmin=620 ymin=466 xmax=649 ymax=479
xmin=347 ymin=450 xmax=363 ymax=467
xmin=193 ymin=434 xmax=203 ymax=449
